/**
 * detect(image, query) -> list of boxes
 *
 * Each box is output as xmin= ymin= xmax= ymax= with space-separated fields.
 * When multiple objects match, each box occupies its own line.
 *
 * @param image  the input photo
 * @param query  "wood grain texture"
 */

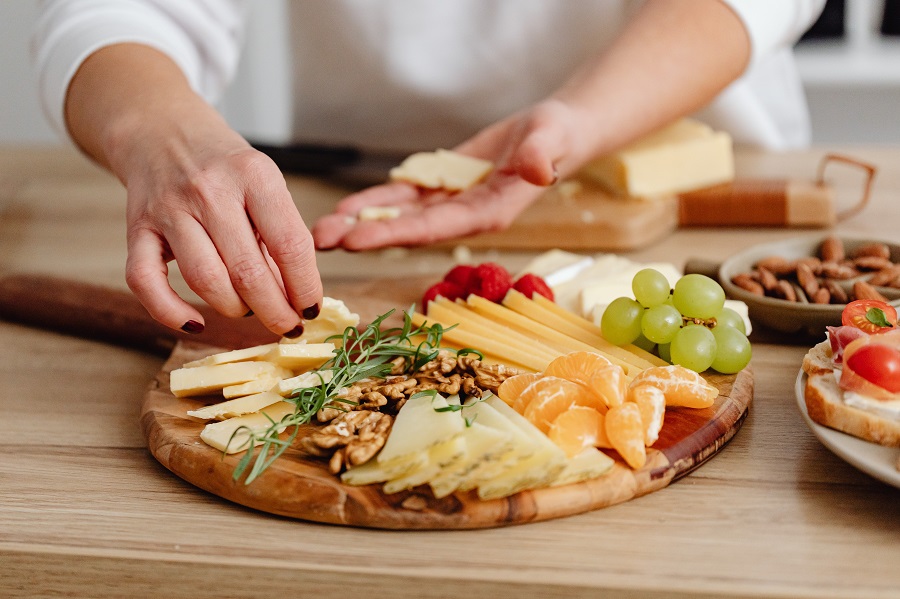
xmin=141 ymin=341 xmax=752 ymax=529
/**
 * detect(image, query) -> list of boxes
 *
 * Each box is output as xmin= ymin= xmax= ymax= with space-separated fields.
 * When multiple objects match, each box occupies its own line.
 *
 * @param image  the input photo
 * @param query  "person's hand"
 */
xmin=312 ymin=100 xmax=586 ymax=251
xmin=111 ymin=109 xmax=323 ymax=338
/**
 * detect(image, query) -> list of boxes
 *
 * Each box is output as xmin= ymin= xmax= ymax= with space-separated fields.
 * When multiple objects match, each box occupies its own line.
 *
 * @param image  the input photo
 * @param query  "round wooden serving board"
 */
xmin=141 ymin=340 xmax=753 ymax=530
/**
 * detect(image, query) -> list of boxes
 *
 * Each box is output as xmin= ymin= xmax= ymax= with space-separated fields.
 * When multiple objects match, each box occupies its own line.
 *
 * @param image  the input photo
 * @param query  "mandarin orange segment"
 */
xmin=521 ymin=376 xmax=593 ymax=433
xmin=587 ymin=364 xmax=627 ymax=409
xmin=628 ymin=365 xmax=718 ymax=409
xmin=628 ymin=384 xmax=666 ymax=446
xmin=544 ymin=351 xmax=612 ymax=386
xmin=605 ymin=402 xmax=647 ymax=469
xmin=548 ymin=406 xmax=608 ymax=457
xmin=497 ymin=372 xmax=543 ymax=408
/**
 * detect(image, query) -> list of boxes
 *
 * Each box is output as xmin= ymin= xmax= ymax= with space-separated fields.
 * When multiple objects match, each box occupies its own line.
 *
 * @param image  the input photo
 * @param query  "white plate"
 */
xmin=795 ymin=371 xmax=900 ymax=488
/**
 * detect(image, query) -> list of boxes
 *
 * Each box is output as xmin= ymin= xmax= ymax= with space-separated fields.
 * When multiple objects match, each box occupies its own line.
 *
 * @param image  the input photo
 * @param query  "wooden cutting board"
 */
xmin=0 ymin=274 xmax=752 ymax=530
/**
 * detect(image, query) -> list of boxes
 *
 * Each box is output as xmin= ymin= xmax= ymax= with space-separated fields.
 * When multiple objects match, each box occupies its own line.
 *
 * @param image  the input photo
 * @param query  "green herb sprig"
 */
xmin=227 ymin=308 xmax=452 ymax=484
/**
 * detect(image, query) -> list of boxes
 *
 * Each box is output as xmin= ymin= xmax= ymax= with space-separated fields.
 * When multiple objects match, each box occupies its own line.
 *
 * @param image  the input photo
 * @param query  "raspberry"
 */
xmin=443 ymin=264 xmax=476 ymax=291
xmin=469 ymin=262 xmax=513 ymax=303
xmin=512 ymin=273 xmax=555 ymax=301
xmin=422 ymin=281 xmax=465 ymax=309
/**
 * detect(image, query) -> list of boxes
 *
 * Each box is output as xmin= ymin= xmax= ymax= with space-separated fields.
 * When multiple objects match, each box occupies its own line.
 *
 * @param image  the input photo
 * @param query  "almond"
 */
xmin=851 ymin=242 xmax=891 ymax=260
xmin=824 ymin=280 xmax=848 ymax=304
xmin=867 ymin=267 xmax=900 ymax=287
xmin=796 ymin=262 xmax=820 ymax=298
xmin=812 ymin=287 xmax=831 ymax=304
xmin=757 ymin=266 xmax=779 ymax=292
xmin=820 ymin=261 xmax=858 ymax=280
xmin=775 ymin=280 xmax=797 ymax=302
xmin=731 ymin=273 xmax=764 ymax=296
xmin=755 ymin=256 xmax=795 ymax=276
xmin=819 ymin=236 xmax=845 ymax=262
xmin=853 ymin=256 xmax=894 ymax=271
xmin=853 ymin=280 xmax=889 ymax=302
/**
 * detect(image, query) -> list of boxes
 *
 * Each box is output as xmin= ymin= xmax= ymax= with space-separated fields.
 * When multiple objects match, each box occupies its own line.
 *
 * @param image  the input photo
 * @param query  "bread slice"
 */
xmin=804 ymin=370 xmax=900 ymax=447
xmin=802 ymin=340 xmax=833 ymax=376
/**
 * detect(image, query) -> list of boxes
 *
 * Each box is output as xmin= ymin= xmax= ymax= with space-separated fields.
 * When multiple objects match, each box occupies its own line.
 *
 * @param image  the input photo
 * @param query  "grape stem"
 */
xmin=683 ymin=316 xmax=717 ymax=328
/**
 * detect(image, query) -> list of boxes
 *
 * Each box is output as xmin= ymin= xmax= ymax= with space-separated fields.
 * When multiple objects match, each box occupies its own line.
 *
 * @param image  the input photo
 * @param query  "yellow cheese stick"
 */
xmin=502 ymin=290 xmax=660 ymax=371
xmin=465 ymin=294 xmax=639 ymax=377
xmin=411 ymin=312 xmax=549 ymax=372
xmin=531 ymin=293 xmax=667 ymax=367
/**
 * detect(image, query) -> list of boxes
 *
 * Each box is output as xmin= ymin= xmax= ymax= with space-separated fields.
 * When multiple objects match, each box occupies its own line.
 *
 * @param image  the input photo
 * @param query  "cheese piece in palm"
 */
xmin=170 ymin=361 xmax=280 ymax=398
xmin=199 ymin=401 xmax=295 ymax=453
xmin=183 ymin=343 xmax=278 ymax=368
xmin=279 ymin=297 xmax=360 ymax=346
xmin=389 ymin=149 xmax=493 ymax=192
xmin=222 ymin=365 xmax=294 ymax=399
xmin=187 ymin=390 xmax=285 ymax=421
xmin=376 ymin=394 xmax=465 ymax=478
xmin=550 ymin=447 xmax=615 ymax=487
xmin=265 ymin=343 xmax=335 ymax=371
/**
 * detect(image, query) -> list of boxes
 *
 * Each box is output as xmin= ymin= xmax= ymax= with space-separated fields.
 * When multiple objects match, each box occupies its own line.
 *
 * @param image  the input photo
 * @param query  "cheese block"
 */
xmin=222 ymin=366 xmax=294 ymax=399
xmin=279 ymin=297 xmax=360 ymax=345
xmin=187 ymin=390 xmax=284 ymax=421
xmin=389 ymin=149 xmax=493 ymax=191
xmin=199 ymin=401 xmax=295 ymax=453
xmin=183 ymin=343 xmax=277 ymax=368
xmin=265 ymin=343 xmax=335 ymax=371
xmin=583 ymin=119 xmax=734 ymax=198
xmin=170 ymin=361 xmax=280 ymax=398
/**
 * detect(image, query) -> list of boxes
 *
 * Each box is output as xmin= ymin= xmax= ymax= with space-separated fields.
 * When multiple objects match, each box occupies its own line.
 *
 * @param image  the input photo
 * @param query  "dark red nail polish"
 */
xmin=283 ymin=325 xmax=304 ymax=339
xmin=244 ymin=310 xmax=254 ymax=317
xmin=302 ymin=303 xmax=320 ymax=320
xmin=181 ymin=320 xmax=204 ymax=334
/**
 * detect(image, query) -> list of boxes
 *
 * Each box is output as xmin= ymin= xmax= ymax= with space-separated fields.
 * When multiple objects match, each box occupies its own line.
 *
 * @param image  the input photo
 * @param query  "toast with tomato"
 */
xmin=802 ymin=300 xmax=900 ymax=447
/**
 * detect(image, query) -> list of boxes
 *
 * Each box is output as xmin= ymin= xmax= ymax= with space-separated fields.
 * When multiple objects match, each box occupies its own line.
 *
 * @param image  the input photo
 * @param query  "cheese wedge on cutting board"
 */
xmin=583 ymin=119 xmax=734 ymax=198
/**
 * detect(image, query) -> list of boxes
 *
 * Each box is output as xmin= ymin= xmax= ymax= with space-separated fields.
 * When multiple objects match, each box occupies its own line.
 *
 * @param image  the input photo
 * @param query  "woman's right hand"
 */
xmin=66 ymin=45 xmax=323 ymax=337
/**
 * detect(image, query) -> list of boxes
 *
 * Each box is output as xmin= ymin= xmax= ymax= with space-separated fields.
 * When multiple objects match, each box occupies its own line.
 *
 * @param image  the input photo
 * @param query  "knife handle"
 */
xmin=0 ymin=274 xmax=277 ymax=355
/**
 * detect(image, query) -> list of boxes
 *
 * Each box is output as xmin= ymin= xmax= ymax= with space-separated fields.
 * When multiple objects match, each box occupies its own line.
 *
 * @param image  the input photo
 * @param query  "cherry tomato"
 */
xmin=841 ymin=300 xmax=898 ymax=334
xmin=845 ymin=343 xmax=900 ymax=393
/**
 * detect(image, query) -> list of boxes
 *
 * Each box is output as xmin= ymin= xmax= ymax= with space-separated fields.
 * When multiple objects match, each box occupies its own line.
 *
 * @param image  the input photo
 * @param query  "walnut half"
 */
xmin=300 ymin=410 xmax=393 ymax=474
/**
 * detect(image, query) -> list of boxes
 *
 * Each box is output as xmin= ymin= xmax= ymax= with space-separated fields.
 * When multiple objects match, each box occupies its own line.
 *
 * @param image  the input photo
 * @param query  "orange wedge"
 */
xmin=628 ymin=384 xmax=666 ymax=446
xmin=548 ymin=406 xmax=609 ymax=457
xmin=628 ymin=365 xmax=718 ymax=409
xmin=521 ymin=376 xmax=595 ymax=432
xmin=544 ymin=351 xmax=612 ymax=387
xmin=497 ymin=372 xmax=543 ymax=407
xmin=605 ymin=402 xmax=646 ymax=469
xmin=587 ymin=364 xmax=627 ymax=409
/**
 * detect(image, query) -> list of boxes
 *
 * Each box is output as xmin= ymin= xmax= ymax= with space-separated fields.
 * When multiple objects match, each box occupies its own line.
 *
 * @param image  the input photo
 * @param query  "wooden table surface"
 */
xmin=1 ymin=145 xmax=899 ymax=599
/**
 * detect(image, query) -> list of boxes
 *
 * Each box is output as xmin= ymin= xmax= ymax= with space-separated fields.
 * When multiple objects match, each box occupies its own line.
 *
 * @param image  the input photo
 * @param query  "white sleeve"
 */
xmin=719 ymin=0 xmax=826 ymax=67
xmin=32 ymin=0 xmax=249 ymax=139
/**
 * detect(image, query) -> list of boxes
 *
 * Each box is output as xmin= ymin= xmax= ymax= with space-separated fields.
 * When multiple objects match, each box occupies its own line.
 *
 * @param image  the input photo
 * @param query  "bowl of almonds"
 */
xmin=718 ymin=235 xmax=900 ymax=336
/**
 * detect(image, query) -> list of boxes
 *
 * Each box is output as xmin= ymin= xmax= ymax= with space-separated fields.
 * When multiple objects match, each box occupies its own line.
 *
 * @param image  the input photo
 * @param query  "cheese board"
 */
xmin=0 ymin=273 xmax=753 ymax=529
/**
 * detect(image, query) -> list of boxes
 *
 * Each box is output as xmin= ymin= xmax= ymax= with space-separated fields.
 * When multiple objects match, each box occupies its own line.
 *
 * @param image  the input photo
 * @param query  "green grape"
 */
xmin=632 ymin=332 xmax=657 ymax=353
xmin=711 ymin=325 xmax=752 ymax=374
xmin=657 ymin=342 xmax=672 ymax=363
xmin=670 ymin=324 xmax=717 ymax=372
xmin=672 ymin=274 xmax=726 ymax=320
xmin=632 ymin=268 xmax=671 ymax=308
xmin=641 ymin=304 xmax=682 ymax=344
xmin=715 ymin=307 xmax=746 ymax=335
xmin=601 ymin=297 xmax=644 ymax=345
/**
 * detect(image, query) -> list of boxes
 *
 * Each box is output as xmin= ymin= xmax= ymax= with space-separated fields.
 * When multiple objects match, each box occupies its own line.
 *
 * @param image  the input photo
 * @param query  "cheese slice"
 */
xmin=389 ymin=149 xmax=493 ymax=191
xmin=276 ymin=369 xmax=334 ymax=397
xmin=358 ymin=206 xmax=401 ymax=221
xmin=187 ymin=390 xmax=284 ymax=420
xmin=265 ymin=343 xmax=335 ymax=371
xmin=222 ymin=366 xmax=294 ymax=399
xmin=583 ymin=119 xmax=734 ymax=198
xmin=170 ymin=361 xmax=279 ymax=398
xmin=279 ymin=297 xmax=359 ymax=345
xmin=183 ymin=343 xmax=277 ymax=368
xmin=199 ymin=401 xmax=295 ymax=453
xmin=550 ymin=447 xmax=615 ymax=487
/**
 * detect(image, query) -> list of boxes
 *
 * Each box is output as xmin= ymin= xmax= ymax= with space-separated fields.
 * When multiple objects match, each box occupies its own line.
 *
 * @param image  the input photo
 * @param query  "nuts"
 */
xmin=301 ymin=410 xmax=393 ymax=474
xmin=730 ymin=237 xmax=899 ymax=305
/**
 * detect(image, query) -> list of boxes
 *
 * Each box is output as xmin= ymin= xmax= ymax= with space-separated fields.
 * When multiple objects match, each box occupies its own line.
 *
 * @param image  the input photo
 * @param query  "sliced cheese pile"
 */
xmin=389 ymin=149 xmax=493 ymax=192
xmin=342 ymin=393 xmax=613 ymax=500
xmin=582 ymin=119 xmax=734 ymax=198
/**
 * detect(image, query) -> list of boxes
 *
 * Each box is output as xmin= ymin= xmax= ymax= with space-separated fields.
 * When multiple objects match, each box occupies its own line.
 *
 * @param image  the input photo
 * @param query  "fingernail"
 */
xmin=302 ymin=303 xmax=320 ymax=320
xmin=548 ymin=166 xmax=560 ymax=186
xmin=181 ymin=320 xmax=204 ymax=334
xmin=244 ymin=310 xmax=254 ymax=317
xmin=283 ymin=324 xmax=304 ymax=339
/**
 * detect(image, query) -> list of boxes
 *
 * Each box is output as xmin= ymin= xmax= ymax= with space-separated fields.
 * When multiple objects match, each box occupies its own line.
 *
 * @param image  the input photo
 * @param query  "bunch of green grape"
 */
xmin=600 ymin=269 xmax=751 ymax=374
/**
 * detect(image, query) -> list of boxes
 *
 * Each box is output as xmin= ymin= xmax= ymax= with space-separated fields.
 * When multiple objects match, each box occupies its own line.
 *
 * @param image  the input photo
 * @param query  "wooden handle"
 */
xmin=678 ymin=179 xmax=836 ymax=227
xmin=0 ymin=274 xmax=277 ymax=355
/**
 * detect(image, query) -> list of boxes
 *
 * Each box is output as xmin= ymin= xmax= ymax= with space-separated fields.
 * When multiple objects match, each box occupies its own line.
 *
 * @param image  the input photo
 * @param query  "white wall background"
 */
xmin=3 ymin=0 xmax=899 ymax=146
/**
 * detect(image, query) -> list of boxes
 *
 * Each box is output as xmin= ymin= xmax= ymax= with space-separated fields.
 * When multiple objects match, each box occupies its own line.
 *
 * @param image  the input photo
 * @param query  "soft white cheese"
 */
xmin=834 ymin=369 xmax=900 ymax=421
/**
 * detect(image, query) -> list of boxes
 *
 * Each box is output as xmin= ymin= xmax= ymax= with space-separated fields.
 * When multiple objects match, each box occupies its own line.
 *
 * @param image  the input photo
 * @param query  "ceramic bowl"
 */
xmin=717 ymin=235 xmax=900 ymax=337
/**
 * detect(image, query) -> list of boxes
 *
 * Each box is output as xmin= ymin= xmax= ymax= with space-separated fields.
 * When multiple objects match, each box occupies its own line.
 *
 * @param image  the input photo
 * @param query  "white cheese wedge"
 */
xmin=187 ymin=390 xmax=284 ymax=421
xmin=170 ymin=361 xmax=280 ymax=398
xmin=550 ymin=447 xmax=615 ymax=487
xmin=578 ymin=261 xmax=682 ymax=321
xmin=222 ymin=366 xmax=294 ymax=399
xmin=182 ymin=343 xmax=278 ymax=368
xmin=358 ymin=206 xmax=401 ymax=221
xmin=428 ymin=422 xmax=515 ymax=499
xmin=265 ymin=343 xmax=335 ymax=371
xmin=279 ymin=297 xmax=360 ymax=345
xmin=583 ymin=119 xmax=734 ymax=198
xmin=341 ymin=458 xmax=392 ymax=486
xmin=389 ymin=149 xmax=493 ymax=192
xmin=376 ymin=394 xmax=465 ymax=477
xmin=199 ymin=401 xmax=295 ymax=453
xmin=276 ymin=369 xmax=334 ymax=397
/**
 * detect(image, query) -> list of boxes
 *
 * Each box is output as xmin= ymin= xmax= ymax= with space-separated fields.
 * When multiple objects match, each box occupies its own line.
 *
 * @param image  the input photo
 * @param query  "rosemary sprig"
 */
xmin=229 ymin=307 xmax=453 ymax=484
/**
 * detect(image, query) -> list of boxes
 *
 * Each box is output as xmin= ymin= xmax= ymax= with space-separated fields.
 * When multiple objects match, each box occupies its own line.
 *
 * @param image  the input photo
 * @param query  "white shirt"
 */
xmin=33 ymin=0 xmax=824 ymax=153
